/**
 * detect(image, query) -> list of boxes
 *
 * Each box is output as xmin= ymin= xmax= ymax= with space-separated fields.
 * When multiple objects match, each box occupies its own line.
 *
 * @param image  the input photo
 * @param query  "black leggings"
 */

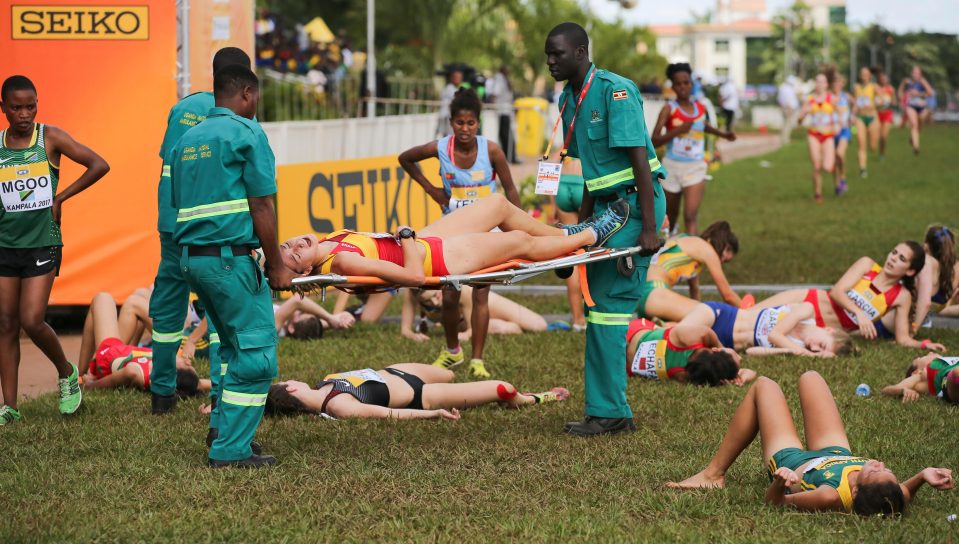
xmin=385 ymin=368 xmax=425 ymax=410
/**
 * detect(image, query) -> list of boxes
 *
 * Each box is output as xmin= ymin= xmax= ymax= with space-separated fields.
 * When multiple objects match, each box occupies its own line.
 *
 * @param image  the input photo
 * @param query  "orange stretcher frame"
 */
xmin=291 ymin=246 xmax=644 ymax=305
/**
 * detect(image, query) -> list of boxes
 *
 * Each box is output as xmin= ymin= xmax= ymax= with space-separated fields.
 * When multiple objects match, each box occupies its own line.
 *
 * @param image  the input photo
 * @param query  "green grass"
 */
xmin=700 ymin=125 xmax=959 ymax=284
xmin=3 ymin=127 xmax=959 ymax=543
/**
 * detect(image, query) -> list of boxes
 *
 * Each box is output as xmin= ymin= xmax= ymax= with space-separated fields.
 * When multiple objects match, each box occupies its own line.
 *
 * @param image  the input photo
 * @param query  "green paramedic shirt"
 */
xmin=559 ymin=64 xmax=666 ymax=197
xmin=157 ymin=92 xmax=215 ymax=234
xmin=170 ymin=107 xmax=276 ymax=247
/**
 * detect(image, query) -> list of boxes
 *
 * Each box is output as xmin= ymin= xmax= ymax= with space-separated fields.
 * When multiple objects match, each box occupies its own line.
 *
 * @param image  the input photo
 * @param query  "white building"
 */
xmin=652 ymin=0 xmax=772 ymax=86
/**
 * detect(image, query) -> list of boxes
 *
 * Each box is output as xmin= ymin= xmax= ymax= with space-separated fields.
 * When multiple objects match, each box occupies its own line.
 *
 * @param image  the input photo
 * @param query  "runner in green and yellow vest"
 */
xmin=668 ymin=371 xmax=955 ymax=516
xmin=148 ymin=47 xmax=250 ymax=429
xmin=0 ymin=75 xmax=109 ymax=425
xmin=545 ymin=22 xmax=667 ymax=436
xmin=169 ymin=65 xmax=294 ymax=468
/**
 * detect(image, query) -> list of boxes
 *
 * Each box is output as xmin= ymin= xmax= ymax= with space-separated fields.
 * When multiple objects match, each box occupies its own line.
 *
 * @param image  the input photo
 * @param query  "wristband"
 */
xmin=920 ymin=339 xmax=931 ymax=349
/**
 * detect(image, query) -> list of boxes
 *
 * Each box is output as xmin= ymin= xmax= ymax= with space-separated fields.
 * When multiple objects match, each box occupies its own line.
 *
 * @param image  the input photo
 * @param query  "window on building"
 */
xmin=715 ymin=39 xmax=729 ymax=53
xmin=716 ymin=66 xmax=730 ymax=78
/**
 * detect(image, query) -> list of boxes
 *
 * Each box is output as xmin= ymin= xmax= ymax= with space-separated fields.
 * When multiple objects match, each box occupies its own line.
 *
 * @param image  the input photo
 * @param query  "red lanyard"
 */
xmin=543 ymin=66 xmax=596 ymax=160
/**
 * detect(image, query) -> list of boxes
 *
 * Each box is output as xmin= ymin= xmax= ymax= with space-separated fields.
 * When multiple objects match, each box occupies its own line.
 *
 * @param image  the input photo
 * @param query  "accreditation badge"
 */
xmin=534 ymin=161 xmax=562 ymax=196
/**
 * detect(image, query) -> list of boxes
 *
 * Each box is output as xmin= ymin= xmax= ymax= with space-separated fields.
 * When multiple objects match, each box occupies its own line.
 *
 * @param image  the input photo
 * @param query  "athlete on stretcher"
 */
xmin=280 ymin=193 xmax=629 ymax=287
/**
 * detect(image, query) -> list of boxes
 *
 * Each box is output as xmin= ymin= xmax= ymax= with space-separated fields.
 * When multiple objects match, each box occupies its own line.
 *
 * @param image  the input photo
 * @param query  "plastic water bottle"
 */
xmin=855 ymin=383 xmax=871 ymax=397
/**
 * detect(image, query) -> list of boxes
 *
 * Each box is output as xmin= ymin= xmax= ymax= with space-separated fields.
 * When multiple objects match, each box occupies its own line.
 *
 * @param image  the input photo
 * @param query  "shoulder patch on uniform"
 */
xmin=612 ymin=89 xmax=628 ymax=101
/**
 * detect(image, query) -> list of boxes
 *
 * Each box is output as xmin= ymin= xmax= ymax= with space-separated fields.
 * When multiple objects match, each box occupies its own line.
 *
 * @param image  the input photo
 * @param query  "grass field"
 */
xmin=2 ymin=126 xmax=959 ymax=543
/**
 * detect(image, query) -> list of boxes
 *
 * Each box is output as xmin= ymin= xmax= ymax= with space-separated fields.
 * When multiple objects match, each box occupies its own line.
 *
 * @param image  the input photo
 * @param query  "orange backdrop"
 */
xmin=188 ymin=0 xmax=254 ymax=93
xmin=0 ymin=1 xmax=177 ymax=304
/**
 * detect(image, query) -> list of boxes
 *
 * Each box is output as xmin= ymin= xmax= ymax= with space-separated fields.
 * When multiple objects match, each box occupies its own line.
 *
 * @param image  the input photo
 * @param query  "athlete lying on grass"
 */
xmin=881 ymin=353 xmax=959 ymax=404
xmin=401 ymin=286 xmax=547 ymax=342
xmin=626 ymin=319 xmax=756 ymax=386
xmin=678 ymin=300 xmax=851 ymax=357
xmin=668 ymin=371 xmax=954 ymax=516
xmin=79 ymin=292 xmax=209 ymax=397
xmin=265 ymin=362 xmax=568 ymax=420
xmin=280 ymin=193 xmax=628 ymax=286
xmin=755 ymin=241 xmax=946 ymax=351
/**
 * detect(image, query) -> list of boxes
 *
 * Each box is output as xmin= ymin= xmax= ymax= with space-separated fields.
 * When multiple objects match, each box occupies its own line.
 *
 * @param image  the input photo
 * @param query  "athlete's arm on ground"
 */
xmin=326 ymin=395 xmax=461 ymax=420
xmin=44 ymin=125 xmax=110 ymax=222
xmin=398 ymin=141 xmax=447 ymax=206
xmin=689 ymin=237 xmax=741 ymax=307
xmin=84 ymin=365 xmax=140 ymax=390
xmin=880 ymin=373 xmax=924 ymax=402
xmin=487 ymin=141 xmax=521 ymax=207
xmin=744 ymin=347 xmax=795 ymax=357
xmin=902 ymin=468 xmax=955 ymax=504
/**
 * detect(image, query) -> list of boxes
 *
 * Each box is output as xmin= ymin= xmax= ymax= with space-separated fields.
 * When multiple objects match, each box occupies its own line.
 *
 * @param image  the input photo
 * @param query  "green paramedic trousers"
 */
xmin=583 ymin=184 xmax=665 ymax=418
xmin=149 ymin=233 xmax=222 ymax=421
xmin=179 ymin=247 xmax=278 ymax=461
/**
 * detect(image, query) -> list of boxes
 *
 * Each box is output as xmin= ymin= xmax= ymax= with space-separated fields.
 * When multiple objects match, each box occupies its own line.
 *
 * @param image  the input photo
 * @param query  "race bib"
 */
xmin=671 ymin=135 xmax=705 ymax=160
xmin=449 ymin=184 xmax=493 ymax=210
xmin=0 ymin=162 xmax=53 ymax=213
xmin=324 ymin=368 xmax=385 ymax=387
xmin=856 ymin=95 xmax=872 ymax=108
xmin=843 ymin=289 xmax=881 ymax=324
xmin=534 ymin=161 xmax=562 ymax=196
xmin=630 ymin=340 xmax=668 ymax=380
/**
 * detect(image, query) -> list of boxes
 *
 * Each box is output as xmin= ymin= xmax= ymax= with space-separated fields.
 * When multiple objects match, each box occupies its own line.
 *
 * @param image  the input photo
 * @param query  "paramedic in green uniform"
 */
xmin=169 ymin=65 xmax=292 ymax=468
xmin=545 ymin=22 xmax=667 ymax=436
xmin=150 ymin=47 xmax=251 ymax=418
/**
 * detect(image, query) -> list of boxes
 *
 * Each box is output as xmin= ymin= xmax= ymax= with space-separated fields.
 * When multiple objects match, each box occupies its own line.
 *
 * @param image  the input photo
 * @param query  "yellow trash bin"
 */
xmin=513 ymin=97 xmax=548 ymax=158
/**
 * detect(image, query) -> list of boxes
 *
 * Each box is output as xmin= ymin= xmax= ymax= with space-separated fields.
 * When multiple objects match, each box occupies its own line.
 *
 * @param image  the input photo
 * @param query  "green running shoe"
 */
xmin=431 ymin=348 xmax=464 ymax=369
xmin=0 ymin=405 xmax=23 ymax=425
xmin=468 ymin=359 xmax=491 ymax=378
xmin=58 ymin=362 xmax=82 ymax=415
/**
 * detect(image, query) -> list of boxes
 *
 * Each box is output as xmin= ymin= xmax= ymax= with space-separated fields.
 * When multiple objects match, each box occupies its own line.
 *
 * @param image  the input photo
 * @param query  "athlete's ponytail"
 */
xmin=925 ymin=225 xmax=956 ymax=302
xmin=701 ymin=221 xmax=739 ymax=258
xmin=901 ymin=240 xmax=926 ymax=326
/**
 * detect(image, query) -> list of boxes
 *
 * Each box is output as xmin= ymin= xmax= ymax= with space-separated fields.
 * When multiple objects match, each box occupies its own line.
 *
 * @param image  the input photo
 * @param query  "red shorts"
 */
xmin=421 ymin=236 xmax=449 ymax=276
xmin=808 ymin=131 xmax=835 ymax=144
xmin=878 ymin=110 xmax=894 ymax=124
xmin=626 ymin=318 xmax=657 ymax=343
xmin=92 ymin=337 xmax=153 ymax=389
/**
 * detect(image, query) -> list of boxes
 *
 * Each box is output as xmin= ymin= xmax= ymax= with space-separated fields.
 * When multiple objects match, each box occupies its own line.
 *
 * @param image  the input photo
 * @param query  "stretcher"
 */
xmin=291 ymin=246 xmax=644 ymax=303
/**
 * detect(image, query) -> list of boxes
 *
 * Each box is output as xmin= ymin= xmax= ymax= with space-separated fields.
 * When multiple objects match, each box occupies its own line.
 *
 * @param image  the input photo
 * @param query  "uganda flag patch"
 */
xmin=612 ymin=89 xmax=628 ymax=101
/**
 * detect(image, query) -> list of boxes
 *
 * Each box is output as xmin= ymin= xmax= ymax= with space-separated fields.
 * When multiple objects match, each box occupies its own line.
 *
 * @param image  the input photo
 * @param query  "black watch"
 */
xmin=397 ymin=227 xmax=416 ymax=240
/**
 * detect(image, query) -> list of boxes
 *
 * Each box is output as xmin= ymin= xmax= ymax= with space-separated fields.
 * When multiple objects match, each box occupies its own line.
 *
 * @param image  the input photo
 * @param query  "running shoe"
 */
xmin=527 ymin=387 xmax=571 ymax=404
xmin=431 ymin=347 xmax=464 ymax=369
xmin=58 ymin=362 xmax=82 ymax=415
xmin=860 ymin=168 xmax=868 ymax=179
xmin=547 ymin=321 xmax=572 ymax=332
xmin=0 ymin=405 xmax=23 ymax=425
xmin=468 ymin=359 xmax=491 ymax=378
xmin=560 ymin=218 xmax=595 ymax=236
xmin=835 ymin=179 xmax=848 ymax=196
xmin=590 ymin=199 xmax=629 ymax=247
xmin=814 ymin=193 xmax=824 ymax=204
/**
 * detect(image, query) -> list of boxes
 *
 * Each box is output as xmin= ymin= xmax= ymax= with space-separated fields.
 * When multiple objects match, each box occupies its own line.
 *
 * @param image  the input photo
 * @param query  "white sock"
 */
xmin=589 ymin=228 xmax=598 ymax=244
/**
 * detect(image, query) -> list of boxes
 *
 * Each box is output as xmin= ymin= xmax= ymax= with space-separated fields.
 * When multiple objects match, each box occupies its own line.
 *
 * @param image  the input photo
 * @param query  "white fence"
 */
xmin=262 ymin=100 xmax=667 ymax=166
